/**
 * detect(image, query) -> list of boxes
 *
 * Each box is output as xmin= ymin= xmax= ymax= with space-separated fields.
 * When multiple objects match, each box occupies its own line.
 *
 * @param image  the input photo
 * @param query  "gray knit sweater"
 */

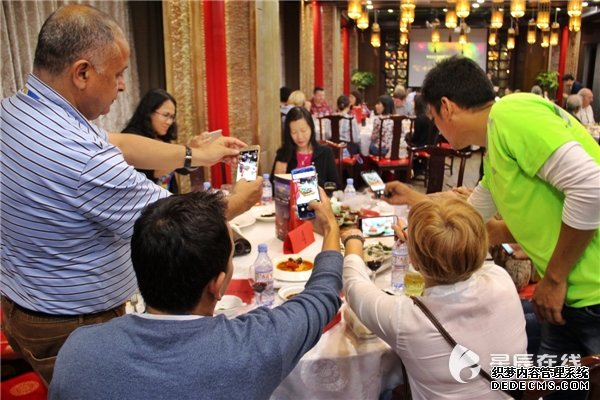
xmin=49 ymin=251 xmax=342 ymax=400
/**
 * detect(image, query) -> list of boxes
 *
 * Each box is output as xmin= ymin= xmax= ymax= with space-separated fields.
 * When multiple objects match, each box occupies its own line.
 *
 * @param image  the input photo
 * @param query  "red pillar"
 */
xmin=312 ymin=0 xmax=323 ymax=87
xmin=203 ymin=0 xmax=231 ymax=187
xmin=342 ymin=18 xmax=350 ymax=95
xmin=556 ymin=26 xmax=569 ymax=105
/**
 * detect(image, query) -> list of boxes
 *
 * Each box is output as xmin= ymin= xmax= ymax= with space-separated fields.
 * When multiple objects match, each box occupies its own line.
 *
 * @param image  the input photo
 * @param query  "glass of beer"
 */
xmin=404 ymin=267 xmax=425 ymax=296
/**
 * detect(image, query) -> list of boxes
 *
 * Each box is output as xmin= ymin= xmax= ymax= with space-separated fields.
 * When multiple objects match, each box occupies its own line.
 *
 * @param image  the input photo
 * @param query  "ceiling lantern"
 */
xmin=569 ymin=14 xmax=581 ymax=32
xmin=347 ymin=0 xmax=362 ymax=20
xmin=527 ymin=18 xmax=537 ymax=44
xmin=510 ymin=0 xmax=526 ymax=19
xmin=550 ymin=21 xmax=560 ymax=45
xmin=357 ymin=8 xmax=369 ymax=30
xmin=507 ymin=27 xmax=516 ymax=49
xmin=432 ymin=28 xmax=441 ymax=44
xmin=456 ymin=0 xmax=471 ymax=19
xmin=488 ymin=29 xmax=498 ymax=46
xmin=400 ymin=31 xmax=409 ymax=45
xmin=370 ymin=24 xmax=381 ymax=48
xmin=537 ymin=0 xmax=551 ymax=30
xmin=445 ymin=9 xmax=458 ymax=29
xmin=491 ymin=6 xmax=504 ymax=29
xmin=459 ymin=24 xmax=468 ymax=45
xmin=567 ymin=0 xmax=583 ymax=17
xmin=541 ymin=28 xmax=550 ymax=47
xmin=400 ymin=18 xmax=409 ymax=33
xmin=401 ymin=0 xmax=416 ymax=23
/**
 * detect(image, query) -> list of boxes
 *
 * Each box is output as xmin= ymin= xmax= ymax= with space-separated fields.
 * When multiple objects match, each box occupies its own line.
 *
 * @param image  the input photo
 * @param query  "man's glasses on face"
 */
xmin=154 ymin=111 xmax=176 ymax=122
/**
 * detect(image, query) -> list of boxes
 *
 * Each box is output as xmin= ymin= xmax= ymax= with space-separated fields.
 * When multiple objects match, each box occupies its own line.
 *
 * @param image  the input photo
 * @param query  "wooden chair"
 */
xmin=412 ymin=145 xmax=472 ymax=193
xmin=319 ymin=115 xmax=359 ymax=181
xmin=368 ymin=115 xmax=415 ymax=183
xmin=323 ymin=140 xmax=347 ymax=185
xmin=406 ymin=121 xmax=439 ymax=187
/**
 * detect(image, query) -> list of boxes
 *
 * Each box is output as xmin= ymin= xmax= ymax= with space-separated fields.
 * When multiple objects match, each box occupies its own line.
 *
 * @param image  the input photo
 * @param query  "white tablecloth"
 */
xmin=232 ymin=213 xmax=403 ymax=400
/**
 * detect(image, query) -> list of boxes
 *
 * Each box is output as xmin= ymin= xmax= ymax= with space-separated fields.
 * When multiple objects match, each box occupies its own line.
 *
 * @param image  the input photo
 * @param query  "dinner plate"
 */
xmin=214 ymin=295 xmax=244 ymax=317
xmin=273 ymin=255 xmax=314 ymax=282
xmin=230 ymin=211 xmax=256 ymax=229
xmin=278 ymin=285 xmax=306 ymax=301
xmin=252 ymin=204 xmax=276 ymax=222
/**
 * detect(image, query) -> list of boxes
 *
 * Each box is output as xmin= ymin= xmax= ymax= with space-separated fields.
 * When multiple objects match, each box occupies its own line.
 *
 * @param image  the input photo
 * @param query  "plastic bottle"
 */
xmin=344 ymin=178 xmax=356 ymax=199
xmin=391 ymin=239 xmax=409 ymax=293
xmin=261 ymin=173 xmax=273 ymax=205
xmin=203 ymin=181 xmax=212 ymax=192
xmin=250 ymin=244 xmax=274 ymax=306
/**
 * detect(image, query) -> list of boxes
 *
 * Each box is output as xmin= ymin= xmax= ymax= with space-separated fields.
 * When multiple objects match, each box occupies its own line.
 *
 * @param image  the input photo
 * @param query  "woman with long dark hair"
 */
xmin=271 ymin=106 xmax=340 ymax=188
xmin=123 ymin=89 xmax=189 ymax=193
xmin=369 ymin=94 xmax=396 ymax=156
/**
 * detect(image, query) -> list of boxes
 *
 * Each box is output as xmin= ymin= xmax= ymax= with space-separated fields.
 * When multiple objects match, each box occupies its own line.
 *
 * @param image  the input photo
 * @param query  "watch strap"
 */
xmin=184 ymin=146 xmax=193 ymax=169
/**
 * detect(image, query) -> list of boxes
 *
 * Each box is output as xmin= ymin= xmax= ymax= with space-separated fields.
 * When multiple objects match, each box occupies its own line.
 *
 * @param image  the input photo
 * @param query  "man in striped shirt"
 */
xmin=0 ymin=4 xmax=261 ymax=385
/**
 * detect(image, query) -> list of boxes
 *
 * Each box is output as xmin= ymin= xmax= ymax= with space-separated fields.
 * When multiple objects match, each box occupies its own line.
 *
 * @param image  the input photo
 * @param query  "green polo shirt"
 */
xmin=482 ymin=93 xmax=600 ymax=308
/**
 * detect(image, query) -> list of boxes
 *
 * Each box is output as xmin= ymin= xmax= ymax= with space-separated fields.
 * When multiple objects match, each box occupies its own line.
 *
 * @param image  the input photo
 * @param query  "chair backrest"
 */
xmin=319 ymin=115 xmax=355 ymax=143
xmin=417 ymin=145 xmax=472 ymax=193
xmin=376 ymin=115 xmax=414 ymax=160
xmin=323 ymin=140 xmax=346 ymax=180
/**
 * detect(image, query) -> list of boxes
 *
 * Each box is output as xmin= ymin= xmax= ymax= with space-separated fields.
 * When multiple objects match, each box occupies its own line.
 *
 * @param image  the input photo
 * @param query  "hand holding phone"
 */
xmin=236 ymin=145 xmax=260 ymax=181
xmin=291 ymin=166 xmax=320 ymax=220
xmin=361 ymin=170 xmax=386 ymax=198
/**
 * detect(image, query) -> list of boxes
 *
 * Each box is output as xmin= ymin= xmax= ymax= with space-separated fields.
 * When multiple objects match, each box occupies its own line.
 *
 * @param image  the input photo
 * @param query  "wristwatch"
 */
xmin=184 ymin=146 xmax=193 ymax=169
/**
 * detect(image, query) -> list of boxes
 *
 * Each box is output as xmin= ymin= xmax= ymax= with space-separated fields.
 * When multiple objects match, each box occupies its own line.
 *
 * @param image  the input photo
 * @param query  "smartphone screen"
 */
xmin=360 ymin=215 xmax=397 ymax=237
xmin=236 ymin=146 xmax=259 ymax=181
xmin=502 ymin=243 xmax=514 ymax=255
xmin=291 ymin=166 xmax=320 ymax=220
xmin=361 ymin=170 xmax=385 ymax=197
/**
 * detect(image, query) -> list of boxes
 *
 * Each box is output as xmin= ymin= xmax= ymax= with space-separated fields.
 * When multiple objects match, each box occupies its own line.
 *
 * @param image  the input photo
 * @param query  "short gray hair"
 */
xmin=565 ymin=94 xmax=582 ymax=114
xmin=33 ymin=4 xmax=124 ymax=75
xmin=531 ymin=85 xmax=543 ymax=96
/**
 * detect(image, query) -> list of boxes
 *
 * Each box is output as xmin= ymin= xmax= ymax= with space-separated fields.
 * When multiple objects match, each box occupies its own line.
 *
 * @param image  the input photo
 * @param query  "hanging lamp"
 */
xmin=456 ymin=0 xmax=471 ymax=19
xmin=569 ymin=14 xmax=581 ymax=32
xmin=357 ymin=8 xmax=369 ymax=30
xmin=541 ymin=28 xmax=550 ymax=47
xmin=507 ymin=20 xmax=516 ymax=50
xmin=371 ymin=11 xmax=381 ymax=48
xmin=537 ymin=0 xmax=550 ymax=29
xmin=445 ymin=8 xmax=458 ymax=29
xmin=347 ymin=0 xmax=362 ymax=20
xmin=510 ymin=0 xmax=526 ymax=19
xmin=527 ymin=18 xmax=537 ymax=44
xmin=567 ymin=0 xmax=583 ymax=17
xmin=488 ymin=29 xmax=498 ymax=46
xmin=550 ymin=10 xmax=560 ymax=46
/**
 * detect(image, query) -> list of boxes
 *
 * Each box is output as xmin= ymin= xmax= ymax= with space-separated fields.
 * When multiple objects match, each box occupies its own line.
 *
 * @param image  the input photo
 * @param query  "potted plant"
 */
xmin=351 ymin=70 xmax=375 ymax=94
xmin=536 ymin=70 xmax=559 ymax=100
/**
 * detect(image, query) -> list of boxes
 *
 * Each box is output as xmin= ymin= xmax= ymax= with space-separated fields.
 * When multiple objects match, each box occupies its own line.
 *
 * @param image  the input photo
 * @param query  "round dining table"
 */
xmin=229 ymin=206 xmax=404 ymax=400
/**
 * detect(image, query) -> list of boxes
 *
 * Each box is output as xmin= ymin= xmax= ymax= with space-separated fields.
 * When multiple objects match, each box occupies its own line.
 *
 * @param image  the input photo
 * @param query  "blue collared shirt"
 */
xmin=1 ymin=74 xmax=170 ymax=314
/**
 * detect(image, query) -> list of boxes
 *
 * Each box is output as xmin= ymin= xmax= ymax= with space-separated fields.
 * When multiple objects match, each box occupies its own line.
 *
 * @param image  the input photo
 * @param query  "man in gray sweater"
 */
xmin=50 ymin=190 xmax=343 ymax=400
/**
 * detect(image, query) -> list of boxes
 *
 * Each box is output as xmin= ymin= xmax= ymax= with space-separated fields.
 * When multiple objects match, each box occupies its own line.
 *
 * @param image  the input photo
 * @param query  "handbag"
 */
xmin=392 ymin=296 xmax=523 ymax=400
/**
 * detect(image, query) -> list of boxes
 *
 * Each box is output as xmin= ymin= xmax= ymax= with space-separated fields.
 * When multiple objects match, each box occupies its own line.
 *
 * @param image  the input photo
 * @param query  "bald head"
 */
xmin=34 ymin=4 xmax=126 ymax=76
xmin=577 ymin=88 xmax=594 ymax=107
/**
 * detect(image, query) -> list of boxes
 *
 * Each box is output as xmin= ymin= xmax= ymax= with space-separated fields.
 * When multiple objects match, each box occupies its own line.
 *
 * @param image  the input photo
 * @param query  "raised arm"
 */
xmin=109 ymin=133 xmax=246 ymax=170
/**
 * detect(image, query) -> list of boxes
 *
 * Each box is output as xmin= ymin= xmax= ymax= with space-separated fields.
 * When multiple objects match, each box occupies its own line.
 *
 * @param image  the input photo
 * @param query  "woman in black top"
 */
xmin=123 ymin=89 xmax=189 ymax=193
xmin=271 ymin=107 xmax=340 ymax=188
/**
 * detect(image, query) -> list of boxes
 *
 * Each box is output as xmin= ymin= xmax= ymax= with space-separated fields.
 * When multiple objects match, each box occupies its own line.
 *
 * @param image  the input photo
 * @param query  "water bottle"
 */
xmin=391 ymin=239 xmax=409 ymax=293
xmin=261 ymin=173 xmax=273 ymax=205
xmin=203 ymin=181 xmax=212 ymax=192
xmin=344 ymin=178 xmax=356 ymax=199
xmin=250 ymin=244 xmax=274 ymax=306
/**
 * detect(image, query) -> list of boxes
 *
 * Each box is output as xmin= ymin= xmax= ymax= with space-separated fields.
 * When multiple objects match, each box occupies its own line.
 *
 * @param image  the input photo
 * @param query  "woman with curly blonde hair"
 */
xmin=342 ymin=197 xmax=526 ymax=400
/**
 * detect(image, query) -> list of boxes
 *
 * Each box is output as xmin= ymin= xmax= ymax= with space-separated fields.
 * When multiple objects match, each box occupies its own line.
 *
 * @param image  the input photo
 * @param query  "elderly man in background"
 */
xmin=576 ymin=88 xmax=596 ymax=125
xmin=565 ymin=94 xmax=583 ymax=122
xmin=0 ymin=4 xmax=262 ymax=385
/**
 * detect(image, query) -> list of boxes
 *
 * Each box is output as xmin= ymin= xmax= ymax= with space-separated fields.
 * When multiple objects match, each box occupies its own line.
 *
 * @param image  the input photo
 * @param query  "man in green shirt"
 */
xmin=385 ymin=56 xmax=599 ymax=399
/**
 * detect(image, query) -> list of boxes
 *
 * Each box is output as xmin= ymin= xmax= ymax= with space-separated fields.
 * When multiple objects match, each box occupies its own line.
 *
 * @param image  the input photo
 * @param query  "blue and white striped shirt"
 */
xmin=1 ymin=74 xmax=170 ymax=315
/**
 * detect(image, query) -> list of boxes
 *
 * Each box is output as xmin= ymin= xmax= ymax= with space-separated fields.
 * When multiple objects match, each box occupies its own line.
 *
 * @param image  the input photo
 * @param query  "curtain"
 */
xmin=1 ymin=0 xmax=140 ymax=132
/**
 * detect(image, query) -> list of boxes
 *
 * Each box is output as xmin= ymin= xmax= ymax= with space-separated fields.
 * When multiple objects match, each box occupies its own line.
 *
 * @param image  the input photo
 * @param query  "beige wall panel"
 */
xmin=300 ymin=0 xmax=314 ymax=98
xmin=252 ymin=0 xmax=281 ymax=175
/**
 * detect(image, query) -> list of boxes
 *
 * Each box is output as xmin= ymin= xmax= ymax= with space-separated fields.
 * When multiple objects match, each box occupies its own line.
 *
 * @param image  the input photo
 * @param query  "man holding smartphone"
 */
xmin=383 ymin=56 xmax=599 ymax=400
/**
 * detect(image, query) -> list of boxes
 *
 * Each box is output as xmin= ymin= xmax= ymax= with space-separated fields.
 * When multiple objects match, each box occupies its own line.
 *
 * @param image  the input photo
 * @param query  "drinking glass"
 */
xmin=366 ymin=258 xmax=384 ymax=284
xmin=404 ymin=268 xmax=425 ymax=296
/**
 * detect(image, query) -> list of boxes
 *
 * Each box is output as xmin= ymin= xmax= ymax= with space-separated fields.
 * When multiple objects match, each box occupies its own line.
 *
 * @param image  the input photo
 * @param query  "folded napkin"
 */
xmin=232 ymin=227 xmax=251 ymax=257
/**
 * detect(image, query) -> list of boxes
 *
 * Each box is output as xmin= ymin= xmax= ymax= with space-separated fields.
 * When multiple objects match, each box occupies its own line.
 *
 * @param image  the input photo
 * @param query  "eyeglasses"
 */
xmin=154 ymin=111 xmax=176 ymax=122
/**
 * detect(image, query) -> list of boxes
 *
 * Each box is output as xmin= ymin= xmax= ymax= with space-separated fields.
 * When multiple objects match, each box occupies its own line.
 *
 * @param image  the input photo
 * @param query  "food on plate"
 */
xmin=363 ymin=242 xmax=392 ymax=263
xmin=276 ymin=257 xmax=314 ymax=272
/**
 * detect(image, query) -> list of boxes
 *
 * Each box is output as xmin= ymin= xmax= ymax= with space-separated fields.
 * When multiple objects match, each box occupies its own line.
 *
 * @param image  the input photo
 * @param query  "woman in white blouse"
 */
xmin=342 ymin=197 xmax=527 ymax=400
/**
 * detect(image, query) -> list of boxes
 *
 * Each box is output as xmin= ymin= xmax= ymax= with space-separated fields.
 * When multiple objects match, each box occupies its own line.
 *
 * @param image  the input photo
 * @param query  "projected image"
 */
xmin=408 ymin=28 xmax=487 ymax=88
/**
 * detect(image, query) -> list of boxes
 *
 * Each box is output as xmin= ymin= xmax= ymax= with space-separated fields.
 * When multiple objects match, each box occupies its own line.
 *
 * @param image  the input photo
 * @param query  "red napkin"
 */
xmin=519 ymin=283 xmax=537 ymax=300
xmin=225 ymin=279 xmax=254 ymax=304
xmin=283 ymin=221 xmax=315 ymax=254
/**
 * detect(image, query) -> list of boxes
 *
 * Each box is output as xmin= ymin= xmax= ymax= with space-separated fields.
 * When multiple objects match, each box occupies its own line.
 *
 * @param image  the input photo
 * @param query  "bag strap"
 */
xmin=410 ymin=296 xmax=521 ymax=399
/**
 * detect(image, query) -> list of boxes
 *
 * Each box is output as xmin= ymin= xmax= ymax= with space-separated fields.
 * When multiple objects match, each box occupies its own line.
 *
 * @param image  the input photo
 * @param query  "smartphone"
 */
xmin=236 ymin=145 xmax=260 ymax=182
xmin=291 ymin=166 xmax=320 ymax=220
xmin=359 ymin=215 xmax=397 ymax=237
xmin=502 ymin=243 xmax=514 ymax=255
xmin=361 ymin=170 xmax=386 ymax=198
